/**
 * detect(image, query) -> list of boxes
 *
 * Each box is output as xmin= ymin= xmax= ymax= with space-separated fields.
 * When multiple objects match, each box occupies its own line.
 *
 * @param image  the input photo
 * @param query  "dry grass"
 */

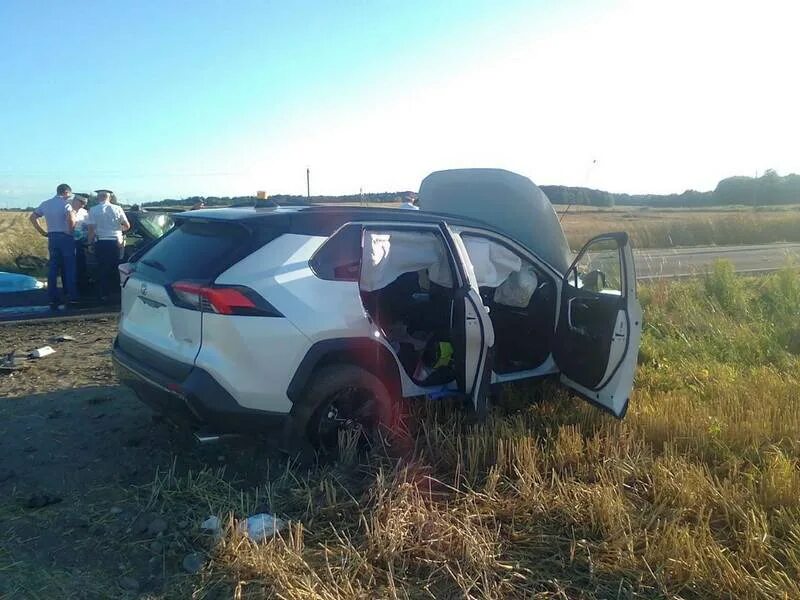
xmin=4 ymin=206 xmax=800 ymax=273
xmin=0 ymin=211 xmax=47 ymax=273
xmin=559 ymin=206 xmax=800 ymax=250
xmin=139 ymin=264 xmax=800 ymax=599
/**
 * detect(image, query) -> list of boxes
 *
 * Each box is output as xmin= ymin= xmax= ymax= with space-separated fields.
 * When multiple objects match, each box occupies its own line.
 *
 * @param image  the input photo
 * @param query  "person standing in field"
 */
xmin=71 ymin=194 xmax=90 ymax=295
xmin=400 ymin=193 xmax=419 ymax=210
xmin=28 ymin=183 xmax=78 ymax=310
xmin=87 ymin=190 xmax=130 ymax=302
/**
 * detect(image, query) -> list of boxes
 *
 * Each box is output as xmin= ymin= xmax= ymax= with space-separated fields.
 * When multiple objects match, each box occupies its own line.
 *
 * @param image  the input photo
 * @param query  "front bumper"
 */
xmin=112 ymin=337 xmax=287 ymax=434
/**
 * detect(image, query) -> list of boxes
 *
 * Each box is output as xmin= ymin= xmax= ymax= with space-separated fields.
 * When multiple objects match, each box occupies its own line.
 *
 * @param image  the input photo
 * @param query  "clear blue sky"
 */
xmin=1 ymin=0 xmax=798 ymax=207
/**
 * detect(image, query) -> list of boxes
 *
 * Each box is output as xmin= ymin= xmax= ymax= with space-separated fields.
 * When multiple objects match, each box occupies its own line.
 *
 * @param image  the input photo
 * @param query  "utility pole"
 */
xmin=306 ymin=168 xmax=310 ymax=200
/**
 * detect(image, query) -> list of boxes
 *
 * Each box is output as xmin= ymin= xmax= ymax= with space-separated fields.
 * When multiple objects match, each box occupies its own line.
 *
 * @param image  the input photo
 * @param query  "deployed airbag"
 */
xmin=360 ymin=231 xmax=453 ymax=292
xmin=462 ymin=237 xmax=521 ymax=288
xmin=494 ymin=264 xmax=539 ymax=308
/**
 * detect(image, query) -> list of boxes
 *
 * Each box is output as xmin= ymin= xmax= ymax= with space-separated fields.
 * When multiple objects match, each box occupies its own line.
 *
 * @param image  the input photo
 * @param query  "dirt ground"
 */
xmin=0 ymin=316 xmax=283 ymax=598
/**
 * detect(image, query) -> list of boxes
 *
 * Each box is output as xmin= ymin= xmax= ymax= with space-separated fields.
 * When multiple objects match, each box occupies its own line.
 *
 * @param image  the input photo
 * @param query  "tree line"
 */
xmin=141 ymin=171 xmax=799 ymax=209
xmin=5 ymin=171 xmax=796 ymax=212
xmin=542 ymin=170 xmax=800 ymax=208
xmin=142 ymin=191 xmax=415 ymax=208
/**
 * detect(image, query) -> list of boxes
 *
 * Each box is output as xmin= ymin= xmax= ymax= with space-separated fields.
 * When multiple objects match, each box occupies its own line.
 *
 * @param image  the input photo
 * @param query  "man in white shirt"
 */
xmin=87 ymin=190 xmax=130 ymax=302
xmin=71 ymin=195 xmax=90 ymax=295
xmin=400 ymin=193 xmax=419 ymax=210
xmin=29 ymin=183 xmax=78 ymax=310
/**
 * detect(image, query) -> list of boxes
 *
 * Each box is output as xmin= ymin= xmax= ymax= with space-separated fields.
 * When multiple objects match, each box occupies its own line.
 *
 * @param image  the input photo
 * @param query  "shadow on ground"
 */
xmin=0 ymin=384 xmax=283 ymax=598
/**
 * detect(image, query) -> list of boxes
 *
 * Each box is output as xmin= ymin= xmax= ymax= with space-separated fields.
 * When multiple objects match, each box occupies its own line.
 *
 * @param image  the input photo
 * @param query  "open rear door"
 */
xmin=553 ymin=232 xmax=642 ymax=418
xmin=440 ymin=224 xmax=495 ymax=417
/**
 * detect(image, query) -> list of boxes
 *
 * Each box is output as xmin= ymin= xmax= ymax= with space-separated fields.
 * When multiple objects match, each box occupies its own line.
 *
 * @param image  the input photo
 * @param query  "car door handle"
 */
xmin=567 ymin=297 xmax=590 ymax=335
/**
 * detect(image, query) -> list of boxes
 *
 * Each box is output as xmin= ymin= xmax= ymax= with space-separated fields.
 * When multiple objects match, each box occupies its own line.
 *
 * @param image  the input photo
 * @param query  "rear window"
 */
xmin=135 ymin=221 xmax=255 ymax=282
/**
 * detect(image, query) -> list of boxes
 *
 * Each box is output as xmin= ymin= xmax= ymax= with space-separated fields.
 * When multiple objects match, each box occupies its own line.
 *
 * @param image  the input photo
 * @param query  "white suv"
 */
xmin=113 ymin=169 xmax=642 ymax=451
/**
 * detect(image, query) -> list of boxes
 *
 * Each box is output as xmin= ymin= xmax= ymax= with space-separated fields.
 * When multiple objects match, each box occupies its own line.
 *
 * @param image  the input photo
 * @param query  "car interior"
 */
xmin=359 ymin=230 xmax=458 ymax=386
xmin=359 ymin=230 xmax=558 ymax=387
xmin=461 ymin=235 xmax=557 ymax=374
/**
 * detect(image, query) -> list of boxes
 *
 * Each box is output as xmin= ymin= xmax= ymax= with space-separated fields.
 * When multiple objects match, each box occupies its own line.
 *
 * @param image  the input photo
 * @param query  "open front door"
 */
xmin=553 ymin=232 xmax=642 ymax=418
xmin=440 ymin=224 xmax=495 ymax=417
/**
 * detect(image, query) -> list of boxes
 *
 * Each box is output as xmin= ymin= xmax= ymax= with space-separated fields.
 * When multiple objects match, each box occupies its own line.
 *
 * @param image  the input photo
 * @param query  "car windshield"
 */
xmin=137 ymin=212 xmax=175 ymax=239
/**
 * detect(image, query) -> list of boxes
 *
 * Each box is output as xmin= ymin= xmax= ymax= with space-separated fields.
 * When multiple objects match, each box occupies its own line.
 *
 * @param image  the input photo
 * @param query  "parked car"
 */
xmin=83 ymin=208 xmax=175 ymax=295
xmin=0 ymin=271 xmax=44 ymax=292
xmin=112 ymin=169 xmax=642 ymax=452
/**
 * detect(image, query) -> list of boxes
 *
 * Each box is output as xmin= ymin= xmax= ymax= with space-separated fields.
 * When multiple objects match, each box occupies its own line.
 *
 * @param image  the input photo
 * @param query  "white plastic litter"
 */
xmin=238 ymin=513 xmax=285 ymax=541
xmin=51 ymin=335 xmax=76 ymax=342
xmin=201 ymin=515 xmax=221 ymax=533
xmin=29 ymin=346 xmax=55 ymax=358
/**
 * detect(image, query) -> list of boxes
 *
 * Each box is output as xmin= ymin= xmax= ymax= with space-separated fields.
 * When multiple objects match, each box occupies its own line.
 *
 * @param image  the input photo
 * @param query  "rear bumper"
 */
xmin=112 ymin=337 xmax=288 ymax=433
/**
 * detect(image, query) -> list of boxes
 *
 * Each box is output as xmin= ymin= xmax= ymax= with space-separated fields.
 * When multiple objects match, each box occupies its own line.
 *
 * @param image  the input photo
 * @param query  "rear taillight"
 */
xmin=168 ymin=281 xmax=283 ymax=317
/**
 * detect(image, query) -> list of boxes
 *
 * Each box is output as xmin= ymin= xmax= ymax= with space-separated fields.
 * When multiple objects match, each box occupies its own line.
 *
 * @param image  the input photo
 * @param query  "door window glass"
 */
xmin=568 ymin=238 xmax=623 ymax=295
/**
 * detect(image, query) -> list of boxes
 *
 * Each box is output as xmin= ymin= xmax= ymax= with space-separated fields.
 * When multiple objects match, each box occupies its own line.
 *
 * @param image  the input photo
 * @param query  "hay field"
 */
xmin=0 ymin=211 xmax=47 ymax=273
xmin=2 ymin=206 xmax=800 ymax=274
xmin=559 ymin=205 xmax=800 ymax=250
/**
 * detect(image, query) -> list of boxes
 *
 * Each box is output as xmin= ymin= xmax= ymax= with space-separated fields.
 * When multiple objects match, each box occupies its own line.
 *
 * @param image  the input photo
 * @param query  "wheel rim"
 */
xmin=315 ymin=386 xmax=380 ymax=451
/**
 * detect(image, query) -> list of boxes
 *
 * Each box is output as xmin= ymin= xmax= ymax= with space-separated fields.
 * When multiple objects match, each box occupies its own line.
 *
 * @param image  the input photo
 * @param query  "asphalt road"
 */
xmin=634 ymin=242 xmax=800 ymax=280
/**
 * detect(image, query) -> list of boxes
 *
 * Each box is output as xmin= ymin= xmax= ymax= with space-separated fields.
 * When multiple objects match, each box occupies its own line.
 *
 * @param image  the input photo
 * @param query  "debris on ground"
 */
xmin=182 ymin=552 xmax=205 ymax=574
xmin=201 ymin=515 xmax=222 ymax=534
xmin=50 ymin=335 xmax=76 ymax=343
xmin=29 ymin=346 xmax=55 ymax=359
xmin=0 ymin=351 xmax=25 ymax=372
xmin=238 ymin=513 xmax=286 ymax=541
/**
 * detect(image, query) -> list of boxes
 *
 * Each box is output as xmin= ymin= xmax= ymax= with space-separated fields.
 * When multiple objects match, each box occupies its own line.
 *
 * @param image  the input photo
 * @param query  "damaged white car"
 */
xmin=113 ymin=168 xmax=642 ymax=450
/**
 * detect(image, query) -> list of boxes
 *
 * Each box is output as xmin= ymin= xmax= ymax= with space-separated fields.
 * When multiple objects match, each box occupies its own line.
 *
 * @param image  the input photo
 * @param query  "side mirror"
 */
xmin=583 ymin=269 xmax=606 ymax=291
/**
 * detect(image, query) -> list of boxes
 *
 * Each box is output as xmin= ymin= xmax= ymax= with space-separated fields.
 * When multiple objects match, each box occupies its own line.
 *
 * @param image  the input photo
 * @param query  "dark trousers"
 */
xmin=47 ymin=232 xmax=77 ymax=305
xmin=75 ymin=241 xmax=88 ymax=295
xmin=95 ymin=239 xmax=120 ymax=300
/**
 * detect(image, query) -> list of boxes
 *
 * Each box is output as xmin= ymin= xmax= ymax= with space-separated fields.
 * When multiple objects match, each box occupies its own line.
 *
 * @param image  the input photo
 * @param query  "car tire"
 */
xmin=298 ymin=364 xmax=399 ymax=454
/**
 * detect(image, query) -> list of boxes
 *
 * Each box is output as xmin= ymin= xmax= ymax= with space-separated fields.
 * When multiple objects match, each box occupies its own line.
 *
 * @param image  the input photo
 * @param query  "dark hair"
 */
xmin=56 ymin=183 xmax=72 ymax=195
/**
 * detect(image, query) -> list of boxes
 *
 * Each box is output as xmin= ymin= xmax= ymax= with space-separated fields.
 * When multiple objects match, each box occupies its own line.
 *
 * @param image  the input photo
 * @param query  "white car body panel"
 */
xmin=119 ymin=275 xmax=203 ymax=367
xmin=218 ymin=234 xmax=374 ymax=343
xmin=194 ymin=314 xmax=309 ymax=413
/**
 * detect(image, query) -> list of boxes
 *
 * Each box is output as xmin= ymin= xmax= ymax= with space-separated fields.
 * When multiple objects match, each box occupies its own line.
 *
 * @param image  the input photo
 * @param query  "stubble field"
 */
xmin=1 ymin=265 xmax=799 ymax=598
xmin=3 ymin=204 xmax=800 ymax=276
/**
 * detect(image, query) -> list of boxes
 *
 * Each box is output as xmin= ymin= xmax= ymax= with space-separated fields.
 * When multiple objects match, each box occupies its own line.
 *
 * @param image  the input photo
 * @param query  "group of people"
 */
xmin=29 ymin=183 xmax=131 ymax=310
